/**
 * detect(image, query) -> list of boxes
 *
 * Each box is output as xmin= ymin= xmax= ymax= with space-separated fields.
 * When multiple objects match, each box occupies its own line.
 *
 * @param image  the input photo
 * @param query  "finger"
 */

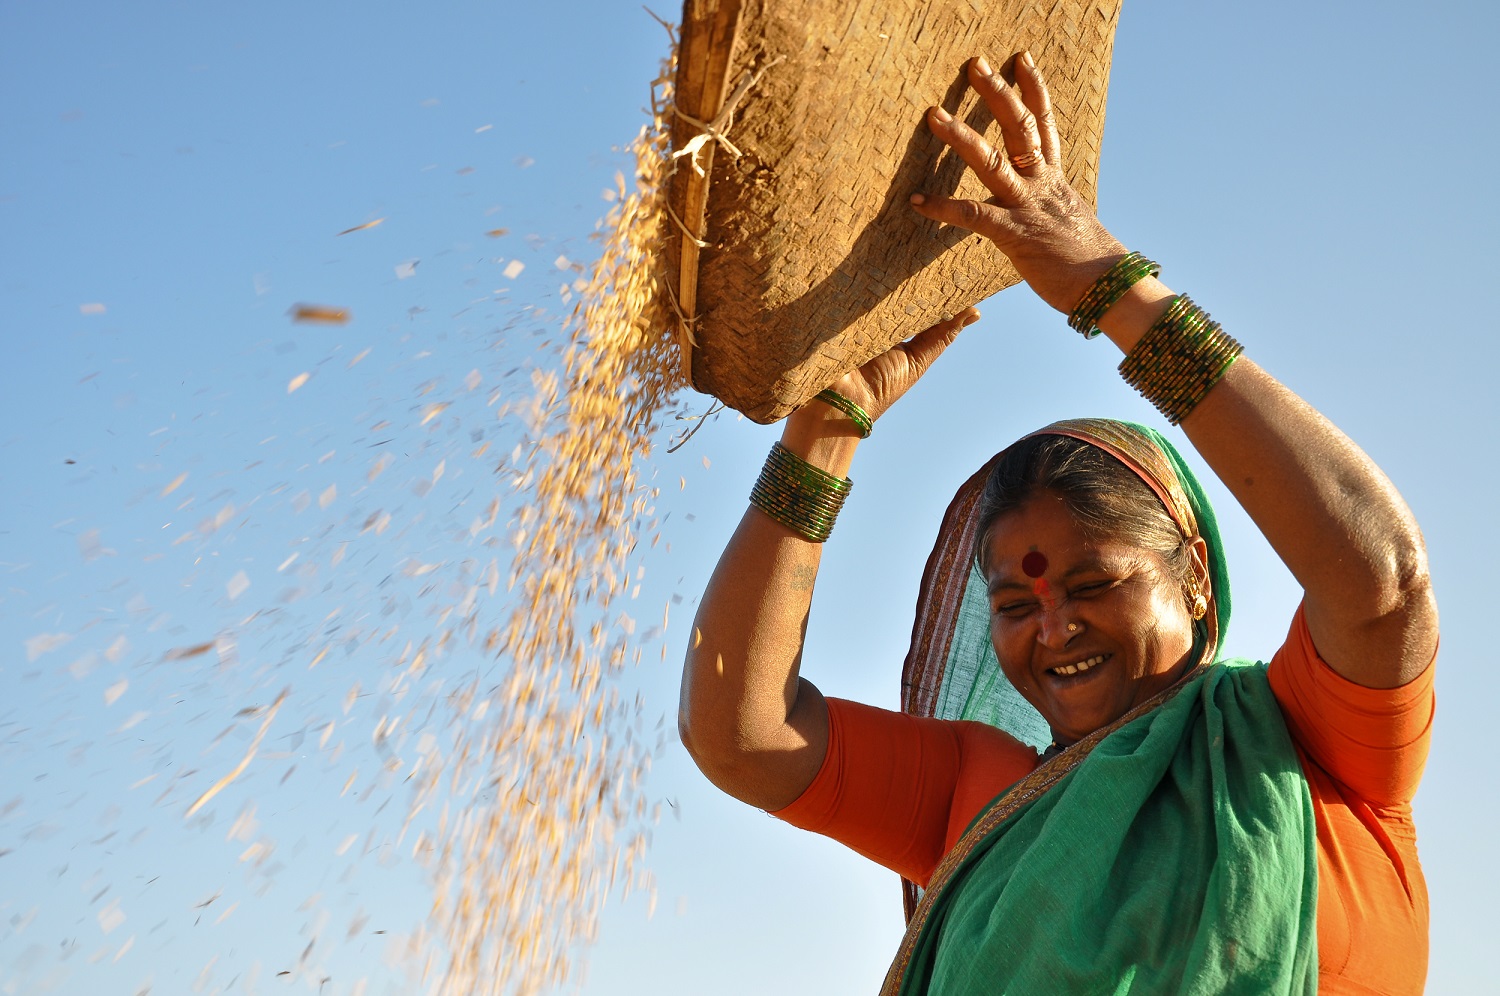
xmin=925 ymin=105 xmax=1026 ymax=203
xmin=1013 ymin=50 xmax=1060 ymax=166
xmin=968 ymin=55 xmax=1044 ymax=173
xmin=900 ymin=308 xmax=981 ymax=379
xmin=907 ymin=192 xmax=1015 ymax=239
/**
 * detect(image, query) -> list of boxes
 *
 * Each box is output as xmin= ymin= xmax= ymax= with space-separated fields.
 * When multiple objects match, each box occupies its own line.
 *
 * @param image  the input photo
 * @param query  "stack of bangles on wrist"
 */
xmin=1118 ymin=294 xmax=1244 ymax=424
xmin=1068 ymin=251 xmax=1160 ymax=338
xmin=749 ymin=442 xmax=852 ymax=543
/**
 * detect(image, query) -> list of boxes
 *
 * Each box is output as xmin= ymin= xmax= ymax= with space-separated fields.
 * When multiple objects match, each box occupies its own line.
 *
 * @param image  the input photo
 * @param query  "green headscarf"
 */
xmin=887 ymin=419 xmax=1316 ymax=995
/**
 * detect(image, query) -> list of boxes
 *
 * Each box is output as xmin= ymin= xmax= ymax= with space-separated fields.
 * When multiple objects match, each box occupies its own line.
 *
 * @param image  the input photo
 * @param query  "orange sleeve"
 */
xmin=771 ymin=697 xmax=1034 ymax=886
xmin=1267 ymin=602 xmax=1436 ymax=808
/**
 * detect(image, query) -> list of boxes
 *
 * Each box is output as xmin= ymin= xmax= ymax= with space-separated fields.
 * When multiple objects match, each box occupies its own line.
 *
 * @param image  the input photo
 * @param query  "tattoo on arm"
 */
xmin=789 ymin=563 xmax=818 ymax=592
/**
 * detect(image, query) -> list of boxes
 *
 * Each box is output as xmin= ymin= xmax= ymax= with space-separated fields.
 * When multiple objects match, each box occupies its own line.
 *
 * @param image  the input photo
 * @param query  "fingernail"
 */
xmin=962 ymin=312 xmax=981 ymax=327
xmin=1021 ymin=50 xmax=1035 ymax=69
xmin=909 ymin=193 xmax=927 ymax=206
xmin=974 ymin=55 xmax=993 ymax=77
xmin=931 ymin=106 xmax=953 ymax=124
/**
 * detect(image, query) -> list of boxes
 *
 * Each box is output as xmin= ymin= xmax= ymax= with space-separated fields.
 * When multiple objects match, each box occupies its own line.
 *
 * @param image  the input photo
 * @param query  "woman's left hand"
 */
xmin=910 ymin=52 xmax=1127 ymax=315
xmin=826 ymin=307 xmax=980 ymax=425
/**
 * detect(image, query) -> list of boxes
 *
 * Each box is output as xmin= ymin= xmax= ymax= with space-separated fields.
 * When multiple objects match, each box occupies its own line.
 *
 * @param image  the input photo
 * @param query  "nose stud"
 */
xmin=1066 ymin=622 xmax=1080 ymax=634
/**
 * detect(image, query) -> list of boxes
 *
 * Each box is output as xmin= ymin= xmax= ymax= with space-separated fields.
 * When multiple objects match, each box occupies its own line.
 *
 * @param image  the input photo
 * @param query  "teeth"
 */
xmin=1053 ymin=655 xmax=1105 ymax=676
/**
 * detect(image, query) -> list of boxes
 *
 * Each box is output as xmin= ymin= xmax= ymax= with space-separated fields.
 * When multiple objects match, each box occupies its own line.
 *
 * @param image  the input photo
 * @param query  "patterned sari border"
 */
xmin=898 ymin=458 xmax=998 ymax=919
xmin=1031 ymin=420 xmax=1200 ymax=541
xmin=899 ymin=457 xmax=999 ymax=716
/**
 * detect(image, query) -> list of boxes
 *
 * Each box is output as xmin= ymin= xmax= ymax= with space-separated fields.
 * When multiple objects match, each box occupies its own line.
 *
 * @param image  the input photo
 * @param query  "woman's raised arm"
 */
xmin=911 ymin=53 xmax=1436 ymax=689
xmin=678 ymin=312 xmax=977 ymax=810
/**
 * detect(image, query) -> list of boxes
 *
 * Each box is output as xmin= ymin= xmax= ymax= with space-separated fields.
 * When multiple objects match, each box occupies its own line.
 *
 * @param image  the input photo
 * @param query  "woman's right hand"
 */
xmin=908 ymin=52 xmax=1128 ymax=316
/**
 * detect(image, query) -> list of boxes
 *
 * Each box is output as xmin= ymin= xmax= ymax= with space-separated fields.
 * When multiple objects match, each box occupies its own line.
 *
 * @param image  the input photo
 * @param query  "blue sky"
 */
xmin=3 ymin=1 xmax=1497 ymax=992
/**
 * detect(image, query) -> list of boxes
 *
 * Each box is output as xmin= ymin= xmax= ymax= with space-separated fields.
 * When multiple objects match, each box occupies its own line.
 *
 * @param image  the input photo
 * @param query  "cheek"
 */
xmin=990 ymin=620 xmax=1031 ymax=687
xmin=1137 ymin=586 xmax=1194 ymax=669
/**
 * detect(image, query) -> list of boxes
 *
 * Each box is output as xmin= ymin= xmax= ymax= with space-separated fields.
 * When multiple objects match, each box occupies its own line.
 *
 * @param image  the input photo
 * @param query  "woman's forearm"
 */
xmin=677 ymin=313 xmax=974 ymax=807
xmin=1098 ymin=277 xmax=1437 ymax=688
xmin=678 ymin=407 xmax=857 ymax=810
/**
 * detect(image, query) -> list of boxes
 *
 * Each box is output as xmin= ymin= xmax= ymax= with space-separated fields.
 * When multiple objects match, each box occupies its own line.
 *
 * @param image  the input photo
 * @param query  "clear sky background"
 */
xmin=3 ymin=1 xmax=1497 ymax=993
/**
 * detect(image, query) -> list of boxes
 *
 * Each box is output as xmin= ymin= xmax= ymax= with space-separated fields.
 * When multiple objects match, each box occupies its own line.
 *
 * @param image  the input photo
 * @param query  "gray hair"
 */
xmin=972 ymin=434 xmax=1194 ymax=589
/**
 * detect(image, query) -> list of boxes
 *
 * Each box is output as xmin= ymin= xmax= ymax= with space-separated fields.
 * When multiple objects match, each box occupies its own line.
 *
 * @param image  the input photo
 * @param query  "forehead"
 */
xmin=982 ymin=495 xmax=1143 ymax=575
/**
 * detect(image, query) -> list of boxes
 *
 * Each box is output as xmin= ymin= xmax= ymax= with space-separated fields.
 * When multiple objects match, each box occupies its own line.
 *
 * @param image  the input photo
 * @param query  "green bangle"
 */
xmin=814 ymin=389 xmax=873 ymax=438
xmin=748 ymin=442 xmax=853 ymax=543
xmin=1069 ymin=251 xmax=1161 ymax=339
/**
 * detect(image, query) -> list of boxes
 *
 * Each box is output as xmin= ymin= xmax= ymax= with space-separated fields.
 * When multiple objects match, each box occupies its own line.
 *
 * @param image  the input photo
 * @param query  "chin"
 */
xmin=1044 ymin=698 xmax=1133 ymax=747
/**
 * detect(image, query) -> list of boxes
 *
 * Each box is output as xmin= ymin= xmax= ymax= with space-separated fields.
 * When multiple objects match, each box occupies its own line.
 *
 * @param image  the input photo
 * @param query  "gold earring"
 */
xmin=1187 ymin=577 xmax=1209 ymax=621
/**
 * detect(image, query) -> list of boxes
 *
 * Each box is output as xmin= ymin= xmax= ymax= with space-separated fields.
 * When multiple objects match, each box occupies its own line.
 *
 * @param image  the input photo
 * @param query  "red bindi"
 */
xmin=1021 ymin=551 xmax=1048 ymax=578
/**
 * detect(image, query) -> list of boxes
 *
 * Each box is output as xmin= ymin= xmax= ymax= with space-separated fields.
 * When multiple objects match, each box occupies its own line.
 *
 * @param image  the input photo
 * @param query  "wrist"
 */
xmin=1097 ymin=276 xmax=1177 ymax=353
xmin=781 ymin=407 xmax=859 ymax=477
xmin=1047 ymin=237 xmax=1130 ymax=315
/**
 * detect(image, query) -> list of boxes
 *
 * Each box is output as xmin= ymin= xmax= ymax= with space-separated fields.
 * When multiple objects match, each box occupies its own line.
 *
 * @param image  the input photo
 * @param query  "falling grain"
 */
xmin=336 ymin=218 xmax=385 ymax=236
xmin=184 ymin=690 xmax=288 ymax=818
xmin=291 ymin=305 xmax=351 ymax=325
xmin=425 ymin=34 xmax=682 ymax=996
xmin=164 ymin=641 xmax=217 ymax=661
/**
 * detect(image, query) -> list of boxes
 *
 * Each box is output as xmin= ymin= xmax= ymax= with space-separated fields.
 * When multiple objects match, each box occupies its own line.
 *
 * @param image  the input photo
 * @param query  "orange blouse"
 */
xmin=774 ymin=605 xmax=1435 ymax=994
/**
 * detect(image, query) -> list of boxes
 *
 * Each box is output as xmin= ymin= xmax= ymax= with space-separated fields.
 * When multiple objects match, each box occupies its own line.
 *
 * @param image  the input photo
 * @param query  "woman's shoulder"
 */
xmin=828 ymin=697 xmax=1044 ymax=763
xmin=948 ymin=719 xmax=1044 ymax=801
xmin=1263 ymin=603 xmax=1435 ymax=809
xmin=950 ymin=717 xmax=1042 ymax=760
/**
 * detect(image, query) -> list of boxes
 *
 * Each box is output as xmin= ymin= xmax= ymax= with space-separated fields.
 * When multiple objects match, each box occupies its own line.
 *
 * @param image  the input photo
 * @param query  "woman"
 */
xmin=678 ymin=52 xmax=1435 ymax=994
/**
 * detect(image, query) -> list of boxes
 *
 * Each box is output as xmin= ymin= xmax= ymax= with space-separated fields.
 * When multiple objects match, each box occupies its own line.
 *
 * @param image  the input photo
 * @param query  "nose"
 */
xmin=1037 ymin=606 xmax=1081 ymax=650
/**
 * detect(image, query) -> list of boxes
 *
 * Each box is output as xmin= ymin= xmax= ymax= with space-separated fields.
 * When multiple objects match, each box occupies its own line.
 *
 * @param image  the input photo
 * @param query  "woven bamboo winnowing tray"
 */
xmin=666 ymin=0 xmax=1122 ymax=423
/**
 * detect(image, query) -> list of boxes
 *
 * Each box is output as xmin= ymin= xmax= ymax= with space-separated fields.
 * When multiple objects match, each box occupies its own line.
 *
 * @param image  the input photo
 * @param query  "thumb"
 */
xmin=902 ymin=308 xmax=980 ymax=379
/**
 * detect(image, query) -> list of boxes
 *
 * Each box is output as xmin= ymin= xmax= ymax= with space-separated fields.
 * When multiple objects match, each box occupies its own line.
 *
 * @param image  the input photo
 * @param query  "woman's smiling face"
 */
xmin=983 ymin=491 xmax=1202 ymax=747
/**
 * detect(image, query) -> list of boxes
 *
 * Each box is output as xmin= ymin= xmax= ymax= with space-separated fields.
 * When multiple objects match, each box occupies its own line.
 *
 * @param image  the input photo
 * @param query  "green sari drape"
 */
xmin=887 ymin=419 xmax=1317 ymax=995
